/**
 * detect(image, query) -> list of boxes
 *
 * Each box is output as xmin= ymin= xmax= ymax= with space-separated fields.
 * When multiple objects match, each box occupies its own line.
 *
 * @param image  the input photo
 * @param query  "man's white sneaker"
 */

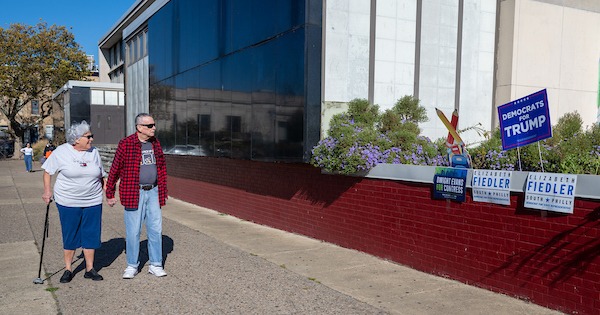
xmin=122 ymin=266 xmax=138 ymax=279
xmin=148 ymin=265 xmax=167 ymax=277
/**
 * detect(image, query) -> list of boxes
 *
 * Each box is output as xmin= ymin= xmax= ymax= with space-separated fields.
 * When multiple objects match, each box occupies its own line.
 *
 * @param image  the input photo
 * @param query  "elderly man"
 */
xmin=106 ymin=113 xmax=168 ymax=279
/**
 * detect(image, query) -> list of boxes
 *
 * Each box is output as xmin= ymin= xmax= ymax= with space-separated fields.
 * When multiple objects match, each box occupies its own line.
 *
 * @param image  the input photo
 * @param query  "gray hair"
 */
xmin=135 ymin=113 xmax=152 ymax=125
xmin=66 ymin=121 xmax=91 ymax=145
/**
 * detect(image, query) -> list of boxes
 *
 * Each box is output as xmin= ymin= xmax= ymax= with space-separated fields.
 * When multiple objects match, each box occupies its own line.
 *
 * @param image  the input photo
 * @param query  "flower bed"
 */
xmin=312 ymin=98 xmax=600 ymax=176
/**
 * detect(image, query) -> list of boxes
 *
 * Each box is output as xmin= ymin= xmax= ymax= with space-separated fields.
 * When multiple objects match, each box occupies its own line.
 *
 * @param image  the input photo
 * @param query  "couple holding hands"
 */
xmin=41 ymin=113 xmax=168 ymax=283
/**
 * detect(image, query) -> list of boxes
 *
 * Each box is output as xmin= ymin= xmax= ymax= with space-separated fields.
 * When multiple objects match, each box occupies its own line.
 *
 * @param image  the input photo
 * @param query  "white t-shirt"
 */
xmin=20 ymin=147 xmax=33 ymax=155
xmin=42 ymin=143 xmax=106 ymax=207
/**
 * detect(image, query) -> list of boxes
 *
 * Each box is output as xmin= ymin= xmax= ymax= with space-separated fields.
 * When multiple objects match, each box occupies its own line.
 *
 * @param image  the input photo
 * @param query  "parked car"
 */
xmin=0 ymin=139 xmax=14 ymax=158
xmin=164 ymin=145 xmax=207 ymax=156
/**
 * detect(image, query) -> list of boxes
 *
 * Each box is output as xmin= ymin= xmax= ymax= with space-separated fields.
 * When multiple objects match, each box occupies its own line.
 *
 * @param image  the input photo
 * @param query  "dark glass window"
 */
xmin=227 ymin=116 xmax=241 ymax=133
xmin=150 ymin=0 xmax=321 ymax=161
xmin=199 ymin=115 xmax=210 ymax=132
xmin=31 ymin=100 xmax=39 ymax=115
xmin=149 ymin=1 xmax=175 ymax=83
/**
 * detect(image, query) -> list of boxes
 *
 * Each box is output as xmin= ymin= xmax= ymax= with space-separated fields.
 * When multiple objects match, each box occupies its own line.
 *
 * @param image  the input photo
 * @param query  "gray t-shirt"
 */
xmin=139 ymin=141 xmax=157 ymax=185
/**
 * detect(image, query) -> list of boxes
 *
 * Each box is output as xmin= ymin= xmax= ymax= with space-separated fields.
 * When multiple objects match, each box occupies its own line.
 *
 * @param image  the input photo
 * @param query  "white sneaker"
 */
xmin=148 ymin=265 xmax=167 ymax=277
xmin=122 ymin=266 xmax=138 ymax=279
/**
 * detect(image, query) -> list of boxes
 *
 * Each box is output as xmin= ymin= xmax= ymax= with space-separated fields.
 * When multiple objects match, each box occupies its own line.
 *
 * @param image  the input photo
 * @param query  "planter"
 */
xmin=364 ymin=163 xmax=600 ymax=199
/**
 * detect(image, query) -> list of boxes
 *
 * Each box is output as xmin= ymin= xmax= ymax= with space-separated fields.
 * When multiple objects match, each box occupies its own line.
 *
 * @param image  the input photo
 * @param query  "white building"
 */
xmin=99 ymin=0 xmax=600 ymax=157
xmin=322 ymin=0 xmax=600 ymax=145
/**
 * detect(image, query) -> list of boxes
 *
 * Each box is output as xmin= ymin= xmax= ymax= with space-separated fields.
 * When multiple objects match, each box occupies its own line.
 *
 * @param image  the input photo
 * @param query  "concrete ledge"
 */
xmin=365 ymin=163 xmax=600 ymax=199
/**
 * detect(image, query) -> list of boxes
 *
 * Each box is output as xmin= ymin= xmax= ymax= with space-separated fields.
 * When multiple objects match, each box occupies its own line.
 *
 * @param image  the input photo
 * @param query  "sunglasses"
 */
xmin=83 ymin=134 xmax=94 ymax=139
xmin=139 ymin=123 xmax=156 ymax=128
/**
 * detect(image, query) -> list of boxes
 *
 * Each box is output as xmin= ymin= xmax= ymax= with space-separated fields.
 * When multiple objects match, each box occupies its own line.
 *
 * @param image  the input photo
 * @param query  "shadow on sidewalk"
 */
xmin=68 ymin=235 xmax=174 ymax=275
xmin=72 ymin=238 xmax=126 ymax=274
xmin=139 ymin=235 xmax=174 ymax=268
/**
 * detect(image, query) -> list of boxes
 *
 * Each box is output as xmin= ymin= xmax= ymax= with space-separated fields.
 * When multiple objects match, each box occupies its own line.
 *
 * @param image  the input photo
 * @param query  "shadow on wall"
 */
xmin=484 ymin=204 xmax=600 ymax=286
xmin=295 ymin=172 xmax=363 ymax=207
xmin=166 ymin=156 xmax=362 ymax=207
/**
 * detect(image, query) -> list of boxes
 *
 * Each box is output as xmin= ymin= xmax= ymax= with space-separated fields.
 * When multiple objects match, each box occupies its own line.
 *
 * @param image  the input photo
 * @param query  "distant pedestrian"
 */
xmin=40 ymin=141 xmax=56 ymax=165
xmin=44 ymin=141 xmax=56 ymax=158
xmin=20 ymin=142 xmax=33 ymax=172
xmin=106 ymin=113 xmax=168 ymax=279
xmin=41 ymin=121 xmax=106 ymax=283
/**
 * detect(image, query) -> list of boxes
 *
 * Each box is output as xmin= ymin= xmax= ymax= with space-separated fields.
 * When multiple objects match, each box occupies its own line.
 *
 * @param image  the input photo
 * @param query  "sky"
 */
xmin=0 ymin=0 xmax=136 ymax=62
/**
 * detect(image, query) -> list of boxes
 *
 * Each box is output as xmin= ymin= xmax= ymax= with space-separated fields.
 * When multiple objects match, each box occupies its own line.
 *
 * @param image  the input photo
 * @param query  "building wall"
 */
xmin=53 ymin=81 xmax=125 ymax=144
xmin=68 ymin=87 xmax=92 ymax=126
xmin=90 ymin=88 xmax=125 ymax=145
xmin=167 ymin=155 xmax=600 ymax=315
xmin=137 ymin=0 xmax=321 ymax=161
xmin=322 ymin=0 xmax=496 ymax=145
xmin=494 ymin=0 xmax=600 ymax=129
xmin=125 ymin=55 xmax=149 ymax=135
xmin=323 ymin=0 xmax=600 ymax=144
xmin=374 ymin=0 xmax=417 ymax=107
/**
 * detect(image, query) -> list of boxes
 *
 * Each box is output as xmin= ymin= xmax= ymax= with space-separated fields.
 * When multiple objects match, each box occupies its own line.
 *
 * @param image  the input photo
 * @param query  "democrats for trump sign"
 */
xmin=498 ymin=89 xmax=552 ymax=150
xmin=524 ymin=172 xmax=577 ymax=214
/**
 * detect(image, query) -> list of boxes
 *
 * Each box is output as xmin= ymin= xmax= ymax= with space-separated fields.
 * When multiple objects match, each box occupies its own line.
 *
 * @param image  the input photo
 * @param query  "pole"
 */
xmin=33 ymin=203 xmax=50 ymax=284
xmin=517 ymin=147 xmax=522 ymax=171
xmin=537 ymin=141 xmax=545 ymax=172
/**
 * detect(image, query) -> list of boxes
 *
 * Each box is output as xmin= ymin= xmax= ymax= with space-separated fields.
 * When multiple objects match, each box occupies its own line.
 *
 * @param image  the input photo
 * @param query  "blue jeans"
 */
xmin=24 ymin=155 xmax=32 ymax=171
xmin=124 ymin=186 xmax=163 ymax=268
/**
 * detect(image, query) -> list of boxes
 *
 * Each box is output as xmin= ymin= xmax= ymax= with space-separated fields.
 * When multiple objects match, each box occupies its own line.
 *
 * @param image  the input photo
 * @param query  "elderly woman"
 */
xmin=41 ymin=121 xmax=106 ymax=283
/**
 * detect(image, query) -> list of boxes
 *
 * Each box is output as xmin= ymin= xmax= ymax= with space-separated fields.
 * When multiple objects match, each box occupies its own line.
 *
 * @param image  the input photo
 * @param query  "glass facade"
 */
xmin=147 ymin=0 xmax=321 ymax=161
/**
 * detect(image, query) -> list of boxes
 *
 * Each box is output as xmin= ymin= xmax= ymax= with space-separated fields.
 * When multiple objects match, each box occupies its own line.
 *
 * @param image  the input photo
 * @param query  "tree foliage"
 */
xmin=0 ymin=22 xmax=89 ymax=140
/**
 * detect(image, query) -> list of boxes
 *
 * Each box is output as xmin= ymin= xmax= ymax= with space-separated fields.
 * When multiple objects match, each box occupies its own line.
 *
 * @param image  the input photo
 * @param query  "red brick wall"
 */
xmin=167 ymin=156 xmax=600 ymax=314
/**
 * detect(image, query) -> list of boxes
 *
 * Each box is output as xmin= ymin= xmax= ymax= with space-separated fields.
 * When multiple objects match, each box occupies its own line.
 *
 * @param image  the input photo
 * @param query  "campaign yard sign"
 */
xmin=498 ymin=89 xmax=552 ymax=150
xmin=433 ymin=167 xmax=468 ymax=202
xmin=524 ymin=172 xmax=577 ymax=214
xmin=472 ymin=170 xmax=512 ymax=206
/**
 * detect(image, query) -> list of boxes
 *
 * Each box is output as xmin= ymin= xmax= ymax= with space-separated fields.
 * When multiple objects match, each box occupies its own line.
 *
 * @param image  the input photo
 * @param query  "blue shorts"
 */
xmin=56 ymin=203 xmax=102 ymax=250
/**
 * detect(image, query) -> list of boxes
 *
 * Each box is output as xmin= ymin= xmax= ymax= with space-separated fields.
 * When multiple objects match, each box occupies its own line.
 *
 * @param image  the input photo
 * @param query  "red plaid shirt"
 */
xmin=106 ymin=133 xmax=168 ymax=208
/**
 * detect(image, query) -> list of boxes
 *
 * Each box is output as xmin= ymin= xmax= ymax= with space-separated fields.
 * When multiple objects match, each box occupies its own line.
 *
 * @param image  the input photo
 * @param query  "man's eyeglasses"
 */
xmin=83 ymin=134 xmax=94 ymax=139
xmin=139 ymin=124 xmax=156 ymax=128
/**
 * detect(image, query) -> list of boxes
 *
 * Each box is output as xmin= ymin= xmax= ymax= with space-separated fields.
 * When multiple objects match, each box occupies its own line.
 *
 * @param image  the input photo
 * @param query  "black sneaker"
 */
xmin=83 ymin=268 xmax=103 ymax=281
xmin=59 ymin=270 xmax=73 ymax=283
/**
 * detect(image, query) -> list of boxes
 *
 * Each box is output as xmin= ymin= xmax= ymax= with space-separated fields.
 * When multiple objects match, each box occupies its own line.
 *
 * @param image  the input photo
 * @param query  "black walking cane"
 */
xmin=33 ymin=202 xmax=51 ymax=284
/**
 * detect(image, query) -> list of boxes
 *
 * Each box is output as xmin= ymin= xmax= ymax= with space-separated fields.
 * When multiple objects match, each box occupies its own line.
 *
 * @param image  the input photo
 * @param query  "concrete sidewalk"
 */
xmin=0 ymin=159 xmax=562 ymax=314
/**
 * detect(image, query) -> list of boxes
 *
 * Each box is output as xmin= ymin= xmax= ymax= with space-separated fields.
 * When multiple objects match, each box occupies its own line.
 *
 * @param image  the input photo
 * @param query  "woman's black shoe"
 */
xmin=83 ymin=268 xmax=103 ymax=281
xmin=59 ymin=270 xmax=73 ymax=283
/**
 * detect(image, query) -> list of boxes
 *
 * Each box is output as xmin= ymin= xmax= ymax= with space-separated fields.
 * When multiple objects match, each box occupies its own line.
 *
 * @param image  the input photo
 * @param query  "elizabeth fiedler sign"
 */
xmin=498 ymin=89 xmax=552 ymax=150
xmin=433 ymin=167 xmax=467 ymax=202
xmin=472 ymin=170 xmax=512 ymax=205
xmin=525 ymin=172 xmax=577 ymax=214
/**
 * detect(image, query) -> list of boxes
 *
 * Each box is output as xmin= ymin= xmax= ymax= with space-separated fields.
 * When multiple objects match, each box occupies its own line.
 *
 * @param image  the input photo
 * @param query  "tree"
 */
xmin=0 ymin=22 xmax=89 ymax=141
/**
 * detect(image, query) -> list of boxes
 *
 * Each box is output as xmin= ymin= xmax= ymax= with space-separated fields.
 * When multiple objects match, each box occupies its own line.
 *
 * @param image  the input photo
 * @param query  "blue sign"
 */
xmin=497 ymin=89 xmax=552 ymax=150
xmin=433 ymin=167 xmax=468 ymax=202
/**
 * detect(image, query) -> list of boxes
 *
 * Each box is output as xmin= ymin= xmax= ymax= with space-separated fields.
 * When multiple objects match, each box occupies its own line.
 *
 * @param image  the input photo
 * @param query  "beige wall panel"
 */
xmin=495 ymin=0 xmax=516 ymax=88
xmin=557 ymin=89 xmax=598 ymax=127
xmin=559 ymin=8 xmax=600 ymax=91
xmin=495 ymin=0 xmax=600 ymax=129
xmin=514 ymin=0 xmax=562 ymax=88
